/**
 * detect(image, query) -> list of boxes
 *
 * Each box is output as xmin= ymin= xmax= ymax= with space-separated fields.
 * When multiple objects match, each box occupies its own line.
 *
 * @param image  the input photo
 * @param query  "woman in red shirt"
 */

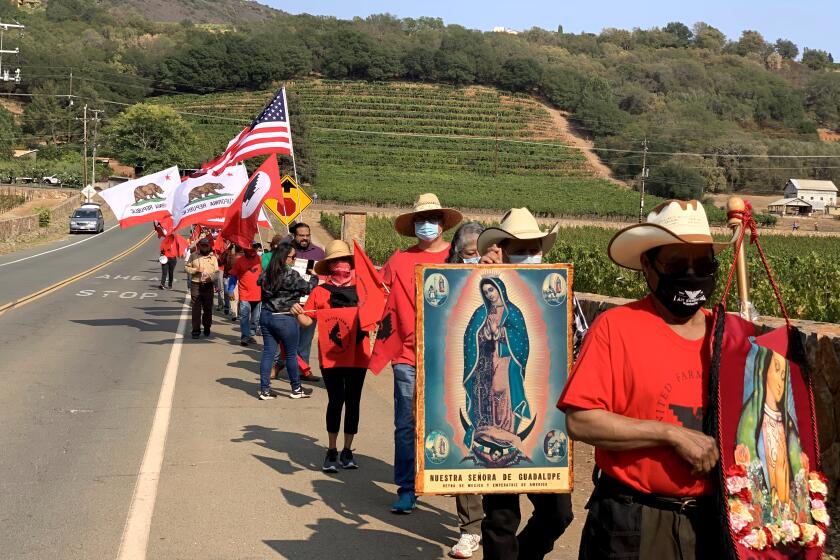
xmin=292 ymin=240 xmax=370 ymax=473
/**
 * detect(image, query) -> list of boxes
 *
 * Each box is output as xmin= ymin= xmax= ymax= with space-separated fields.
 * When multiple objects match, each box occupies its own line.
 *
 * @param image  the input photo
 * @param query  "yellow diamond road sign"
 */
xmin=264 ymin=175 xmax=312 ymax=226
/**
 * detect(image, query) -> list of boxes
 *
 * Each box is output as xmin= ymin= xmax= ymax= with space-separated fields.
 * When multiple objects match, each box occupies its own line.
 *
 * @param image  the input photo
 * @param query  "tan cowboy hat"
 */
xmin=477 ymin=208 xmax=559 ymax=256
xmin=313 ymin=239 xmax=353 ymax=275
xmin=608 ymin=199 xmax=730 ymax=271
xmin=394 ymin=193 xmax=463 ymax=237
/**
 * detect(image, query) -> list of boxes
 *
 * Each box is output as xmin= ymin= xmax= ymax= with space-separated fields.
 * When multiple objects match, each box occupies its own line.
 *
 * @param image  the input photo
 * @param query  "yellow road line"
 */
xmin=0 ymin=231 xmax=154 ymax=317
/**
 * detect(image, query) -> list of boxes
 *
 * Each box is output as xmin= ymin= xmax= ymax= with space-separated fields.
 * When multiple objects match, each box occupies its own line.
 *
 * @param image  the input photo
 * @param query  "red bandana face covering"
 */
xmin=329 ymin=261 xmax=353 ymax=286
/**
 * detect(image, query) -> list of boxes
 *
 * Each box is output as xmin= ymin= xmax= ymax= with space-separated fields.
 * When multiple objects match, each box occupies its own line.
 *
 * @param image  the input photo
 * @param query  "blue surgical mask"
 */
xmin=415 ymin=221 xmax=440 ymax=241
xmin=462 ymin=256 xmax=480 ymax=264
xmin=508 ymin=254 xmax=542 ymax=265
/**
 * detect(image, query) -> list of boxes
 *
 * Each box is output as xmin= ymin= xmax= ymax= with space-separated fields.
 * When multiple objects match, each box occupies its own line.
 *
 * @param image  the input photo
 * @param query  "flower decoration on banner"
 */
xmin=725 ymin=462 xmax=830 ymax=551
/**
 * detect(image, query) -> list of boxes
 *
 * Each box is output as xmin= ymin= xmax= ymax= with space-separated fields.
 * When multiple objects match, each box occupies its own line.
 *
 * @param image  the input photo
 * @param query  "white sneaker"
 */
xmin=449 ymin=533 xmax=481 ymax=558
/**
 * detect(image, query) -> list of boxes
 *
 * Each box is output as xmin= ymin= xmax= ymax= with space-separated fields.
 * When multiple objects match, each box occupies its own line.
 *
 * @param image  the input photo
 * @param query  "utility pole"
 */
xmin=90 ymin=109 xmax=103 ymax=187
xmin=638 ymin=137 xmax=649 ymax=223
xmin=0 ymin=20 xmax=24 ymax=84
xmin=78 ymin=105 xmax=89 ymax=188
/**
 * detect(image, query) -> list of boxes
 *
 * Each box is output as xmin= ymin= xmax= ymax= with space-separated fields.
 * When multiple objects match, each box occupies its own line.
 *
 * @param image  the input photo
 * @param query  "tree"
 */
xmin=648 ymin=161 xmax=705 ymax=199
xmin=0 ymin=106 xmax=17 ymax=159
xmin=45 ymin=0 xmax=99 ymax=22
xmin=692 ymin=22 xmax=726 ymax=52
xmin=663 ymin=22 xmax=693 ymax=47
xmin=802 ymin=48 xmax=834 ymax=70
xmin=774 ymin=38 xmax=799 ymax=60
xmin=103 ymin=104 xmax=198 ymax=172
xmin=806 ymin=73 xmax=840 ymax=127
xmin=22 ymin=82 xmax=73 ymax=145
xmin=499 ymin=57 xmax=542 ymax=92
xmin=735 ymin=30 xmax=768 ymax=58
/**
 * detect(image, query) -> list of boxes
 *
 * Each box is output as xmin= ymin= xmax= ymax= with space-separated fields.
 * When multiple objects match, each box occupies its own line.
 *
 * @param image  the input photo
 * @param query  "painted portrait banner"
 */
xmin=415 ymin=264 xmax=574 ymax=495
xmin=713 ymin=312 xmax=828 ymax=558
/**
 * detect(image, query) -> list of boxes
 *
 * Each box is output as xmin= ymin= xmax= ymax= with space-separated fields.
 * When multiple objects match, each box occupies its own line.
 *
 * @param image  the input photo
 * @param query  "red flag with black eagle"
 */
xmin=368 ymin=270 xmax=415 ymax=375
xmin=221 ymin=154 xmax=282 ymax=249
xmin=316 ymin=307 xmax=371 ymax=369
xmin=353 ymin=240 xmax=388 ymax=332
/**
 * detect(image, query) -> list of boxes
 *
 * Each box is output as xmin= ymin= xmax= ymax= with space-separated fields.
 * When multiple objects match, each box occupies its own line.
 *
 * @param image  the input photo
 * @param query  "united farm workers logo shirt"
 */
xmin=558 ymin=295 xmax=752 ymax=497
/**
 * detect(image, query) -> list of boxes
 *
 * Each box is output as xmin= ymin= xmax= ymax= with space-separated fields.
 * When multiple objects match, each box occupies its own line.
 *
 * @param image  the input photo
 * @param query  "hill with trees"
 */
xmin=2 ymin=0 xmax=839 ymax=204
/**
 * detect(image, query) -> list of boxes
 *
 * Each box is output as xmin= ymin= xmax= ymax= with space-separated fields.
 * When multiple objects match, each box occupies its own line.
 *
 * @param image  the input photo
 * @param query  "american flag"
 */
xmin=202 ymin=88 xmax=294 ymax=175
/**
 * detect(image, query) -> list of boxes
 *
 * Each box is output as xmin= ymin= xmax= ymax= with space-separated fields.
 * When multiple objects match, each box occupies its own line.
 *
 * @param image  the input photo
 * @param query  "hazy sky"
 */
xmin=265 ymin=0 xmax=836 ymax=58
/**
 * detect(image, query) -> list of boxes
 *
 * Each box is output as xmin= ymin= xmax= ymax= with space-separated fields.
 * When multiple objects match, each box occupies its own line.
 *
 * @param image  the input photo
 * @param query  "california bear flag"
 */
xmin=98 ymin=166 xmax=180 ymax=228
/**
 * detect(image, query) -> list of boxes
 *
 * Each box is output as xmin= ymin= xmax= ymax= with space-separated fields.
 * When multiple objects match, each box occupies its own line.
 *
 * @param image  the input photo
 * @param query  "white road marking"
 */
xmin=116 ymin=292 xmax=190 ymax=560
xmin=0 ymin=224 xmax=119 ymax=268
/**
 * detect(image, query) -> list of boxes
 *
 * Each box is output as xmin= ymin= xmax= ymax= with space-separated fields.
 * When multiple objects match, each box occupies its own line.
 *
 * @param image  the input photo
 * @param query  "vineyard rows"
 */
xmin=320 ymin=212 xmax=840 ymax=324
xmin=154 ymin=80 xmax=655 ymax=218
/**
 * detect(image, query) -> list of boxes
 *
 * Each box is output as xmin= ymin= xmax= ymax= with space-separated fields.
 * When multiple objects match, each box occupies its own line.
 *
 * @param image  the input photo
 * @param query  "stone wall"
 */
xmin=0 ymin=194 xmax=82 ymax=240
xmin=577 ymin=292 xmax=840 ymax=502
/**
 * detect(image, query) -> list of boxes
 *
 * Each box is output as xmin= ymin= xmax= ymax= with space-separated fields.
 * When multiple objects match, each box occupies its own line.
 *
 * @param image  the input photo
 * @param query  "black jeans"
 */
xmin=190 ymin=281 xmax=214 ymax=334
xmin=322 ymin=367 xmax=367 ymax=434
xmin=160 ymin=259 xmax=176 ymax=287
xmin=481 ymin=492 xmax=573 ymax=560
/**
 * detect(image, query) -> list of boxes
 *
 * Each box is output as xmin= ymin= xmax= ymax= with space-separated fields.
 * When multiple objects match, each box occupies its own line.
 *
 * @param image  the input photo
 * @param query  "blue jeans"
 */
xmin=393 ymin=363 xmax=416 ymax=496
xmin=239 ymin=300 xmax=261 ymax=340
xmin=298 ymin=322 xmax=316 ymax=364
xmin=259 ymin=311 xmax=300 ymax=392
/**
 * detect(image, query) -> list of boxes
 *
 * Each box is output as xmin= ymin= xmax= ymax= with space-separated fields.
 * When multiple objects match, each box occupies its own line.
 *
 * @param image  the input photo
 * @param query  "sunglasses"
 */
xmin=653 ymin=254 xmax=719 ymax=276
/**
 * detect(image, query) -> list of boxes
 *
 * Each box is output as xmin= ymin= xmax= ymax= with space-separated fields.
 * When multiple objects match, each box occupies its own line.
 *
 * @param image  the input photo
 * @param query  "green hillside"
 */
xmin=155 ymin=80 xmax=666 ymax=218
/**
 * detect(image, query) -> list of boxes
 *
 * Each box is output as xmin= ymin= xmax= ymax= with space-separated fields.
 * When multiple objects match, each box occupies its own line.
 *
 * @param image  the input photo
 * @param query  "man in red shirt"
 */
xmin=379 ymin=193 xmax=462 ymax=514
xmin=558 ymin=200 xmax=748 ymax=559
xmin=230 ymin=242 xmax=263 ymax=347
xmin=159 ymin=232 xmax=188 ymax=290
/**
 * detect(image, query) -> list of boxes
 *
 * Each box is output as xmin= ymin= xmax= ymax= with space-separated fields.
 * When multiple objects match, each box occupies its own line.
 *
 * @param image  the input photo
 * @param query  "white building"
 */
xmin=492 ymin=26 xmax=519 ymax=35
xmin=783 ymin=179 xmax=838 ymax=212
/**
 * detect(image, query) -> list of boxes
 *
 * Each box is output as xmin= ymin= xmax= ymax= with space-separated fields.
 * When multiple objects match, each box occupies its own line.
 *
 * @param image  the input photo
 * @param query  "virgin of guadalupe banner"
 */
xmin=712 ymin=313 xmax=828 ymax=558
xmin=415 ymin=264 xmax=574 ymax=495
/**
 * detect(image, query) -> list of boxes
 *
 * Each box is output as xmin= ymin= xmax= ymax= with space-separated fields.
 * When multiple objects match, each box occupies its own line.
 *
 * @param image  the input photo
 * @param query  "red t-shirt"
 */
xmin=305 ymin=284 xmax=370 ymax=369
xmin=230 ymin=254 xmax=262 ymax=302
xmin=558 ymin=295 xmax=753 ymax=497
xmin=160 ymin=234 xmax=188 ymax=259
xmin=381 ymin=245 xmax=450 ymax=366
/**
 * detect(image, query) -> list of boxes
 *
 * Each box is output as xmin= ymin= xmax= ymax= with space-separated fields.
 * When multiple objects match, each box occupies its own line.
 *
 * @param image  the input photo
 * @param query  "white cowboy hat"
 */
xmin=608 ymin=199 xmax=730 ymax=271
xmin=477 ymin=207 xmax=559 ymax=256
xmin=313 ymin=239 xmax=353 ymax=276
xmin=394 ymin=193 xmax=463 ymax=237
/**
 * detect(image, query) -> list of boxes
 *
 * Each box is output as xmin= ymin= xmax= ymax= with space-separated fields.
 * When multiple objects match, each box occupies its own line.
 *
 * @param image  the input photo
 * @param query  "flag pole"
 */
xmin=282 ymin=86 xmax=303 ymax=224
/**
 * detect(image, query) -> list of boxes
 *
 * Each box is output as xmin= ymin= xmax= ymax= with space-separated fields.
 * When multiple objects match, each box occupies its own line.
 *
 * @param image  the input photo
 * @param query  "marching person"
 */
xmin=446 ymin=222 xmax=485 ymax=559
xmin=558 ymin=200 xmax=747 ymax=559
xmin=185 ymin=237 xmax=219 ymax=339
xmin=223 ymin=244 xmax=242 ymax=321
xmin=291 ymin=240 xmax=370 ymax=472
xmin=159 ymin=232 xmax=187 ymax=290
xmin=476 ymin=207 xmax=585 ymax=560
xmin=290 ymin=222 xmax=326 ymax=368
xmin=381 ymin=193 xmax=462 ymax=514
xmin=262 ymin=234 xmax=287 ymax=270
xmin=257 ymin=239 xmax=318 ymax=400
xmin=230 ymin=242 xmax=263 ymax=347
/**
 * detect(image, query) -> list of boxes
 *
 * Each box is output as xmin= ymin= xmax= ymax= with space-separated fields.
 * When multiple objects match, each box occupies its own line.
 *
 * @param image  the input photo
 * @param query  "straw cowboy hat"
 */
xmin=394 ymin=193 xmax=463 ymax=237
xmin=477 ymin=207 xmax=559 ymax=256
xmin=313 ymin=239 xmax=353 ymax=275
xmin=608 ymin=199 xmax=730 ymax=271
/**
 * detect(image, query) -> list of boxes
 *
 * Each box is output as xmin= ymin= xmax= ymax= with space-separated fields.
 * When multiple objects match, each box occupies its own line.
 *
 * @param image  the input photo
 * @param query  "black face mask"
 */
xmin=199 ymin=248 xmax=212 ymax=256
xmin=649 ymin=268 xmax=716 ymax=319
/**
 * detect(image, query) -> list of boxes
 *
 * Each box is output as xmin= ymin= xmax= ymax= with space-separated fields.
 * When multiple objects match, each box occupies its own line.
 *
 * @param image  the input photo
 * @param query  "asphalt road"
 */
xmin=0 ymin=221 xmax=150 ymax=307
xmin=0 ymin=226 xmax=588 ymax=559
